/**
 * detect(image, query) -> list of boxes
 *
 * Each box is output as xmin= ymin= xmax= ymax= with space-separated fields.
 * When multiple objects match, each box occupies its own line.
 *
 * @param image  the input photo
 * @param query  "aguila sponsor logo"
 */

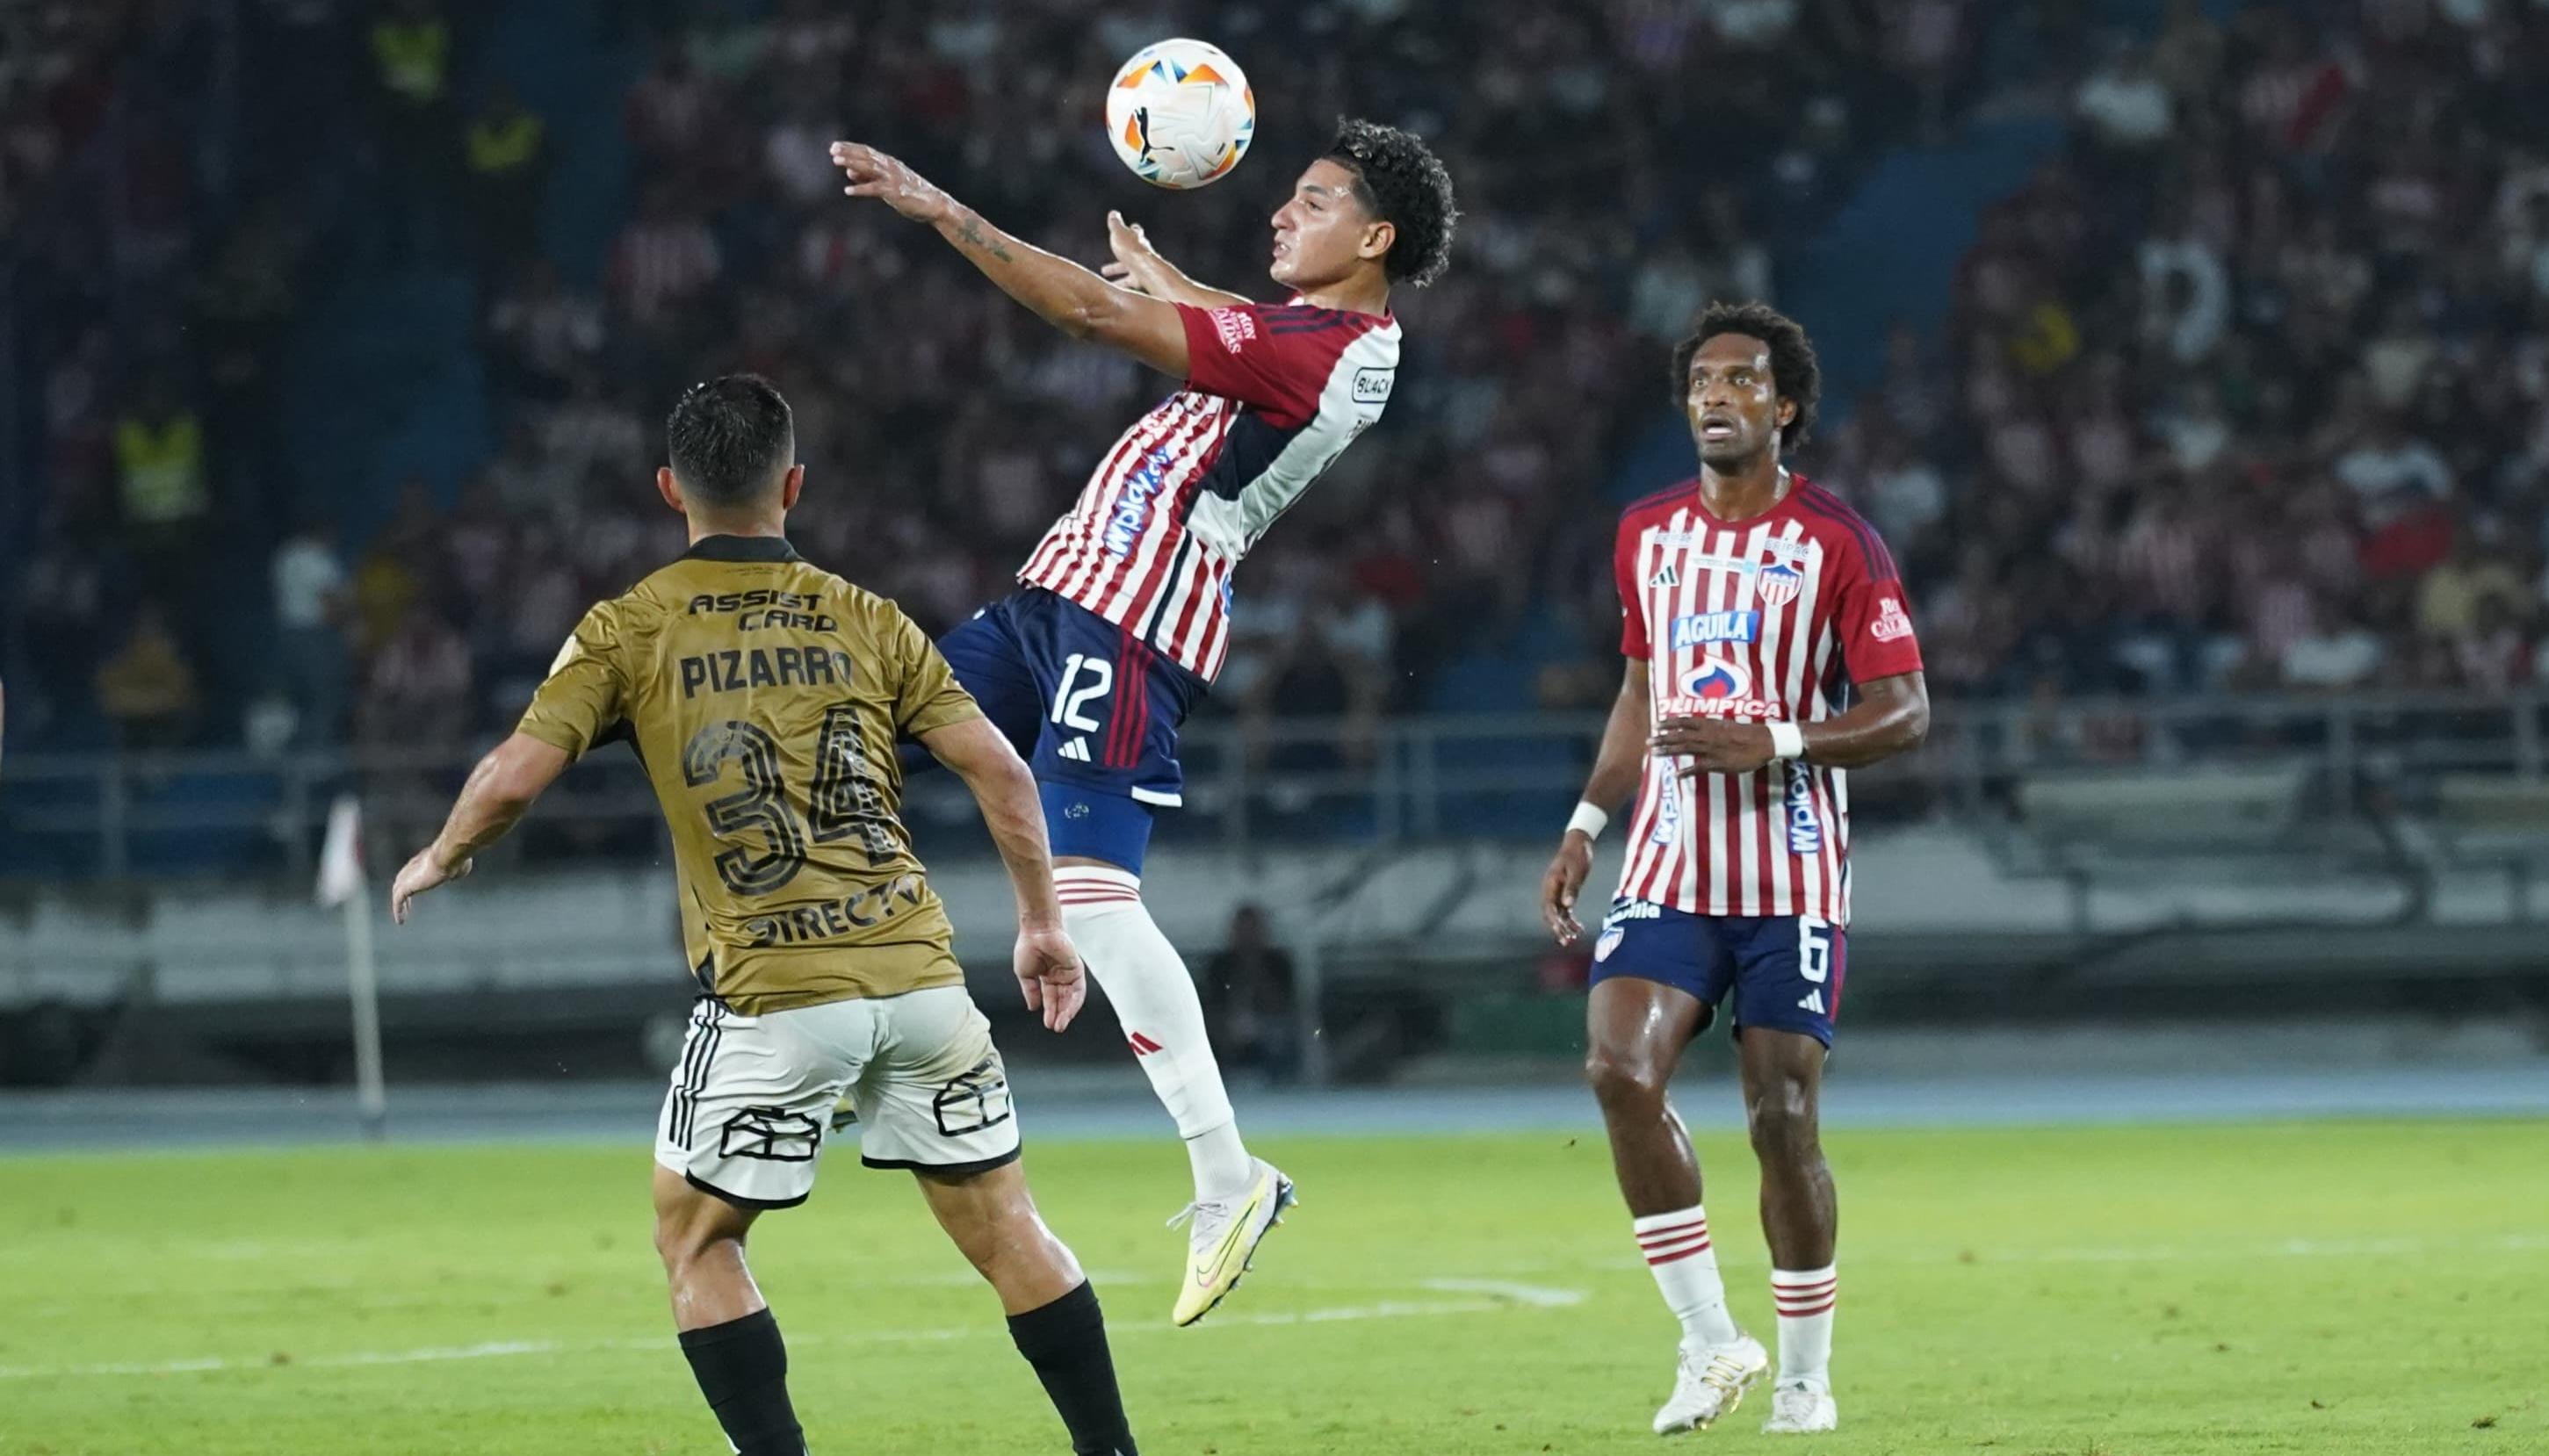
xmin=1669 ymin=609 xmax=1760 ymax=650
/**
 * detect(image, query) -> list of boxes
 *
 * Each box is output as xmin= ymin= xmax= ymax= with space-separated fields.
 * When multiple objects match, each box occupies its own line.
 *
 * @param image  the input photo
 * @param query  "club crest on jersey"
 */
xmin=1871 ymin=595 xmax=1914 ymax=641
xmin=1757 ymin=565 xmax=1802 ymax=608
xmin=1669 ymin=609 xmax=1759 ymax=651
xmin=1102 ymin=446 xmax=1177 ymax=556
xmin=1680 ymin=654 xmax=1752 ymax=701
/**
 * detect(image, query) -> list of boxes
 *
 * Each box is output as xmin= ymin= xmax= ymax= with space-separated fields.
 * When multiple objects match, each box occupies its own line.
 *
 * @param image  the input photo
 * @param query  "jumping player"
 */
xmin=1539 ymin=304 xmax=1929 ymax=1436
xmin=390 ymin=377 xmax=1141 ymax=1456
xmin=828 ymin=121 xmax=1456 ymax=1323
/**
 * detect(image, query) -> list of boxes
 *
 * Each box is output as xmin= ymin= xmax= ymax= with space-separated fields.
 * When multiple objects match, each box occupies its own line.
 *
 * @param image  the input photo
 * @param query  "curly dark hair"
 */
xmin=1323 ymin=118 xmax=1458 ymax=288
xmin=1669 ymin=301 xmax=1822 ymax=452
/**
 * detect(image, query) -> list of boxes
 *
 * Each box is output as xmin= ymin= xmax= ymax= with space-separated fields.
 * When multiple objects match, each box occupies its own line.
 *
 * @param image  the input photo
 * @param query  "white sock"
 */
xmin=1633 ymin=1206 xmax=1743 ymax=1350
xmin=1184 ymin=1122 xmax=1251 ymax=1200
xmin=1058 ymin=867 xmax=1253 ymax=1199
xmin=1771 ymin=1264 xmax=1837 ymax=1391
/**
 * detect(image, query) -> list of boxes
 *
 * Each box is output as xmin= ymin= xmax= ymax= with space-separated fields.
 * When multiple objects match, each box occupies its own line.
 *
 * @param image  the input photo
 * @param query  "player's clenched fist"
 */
xmin=1541 ymin=832 xmax=1594 ymax=946
xmin=830 ymin=141 xmax=952 ymax=224
xmin=1014 ymin=924 xmax=1087 ymax=1032
xmin=1650 ymin=716 xmax=1777 ymax=775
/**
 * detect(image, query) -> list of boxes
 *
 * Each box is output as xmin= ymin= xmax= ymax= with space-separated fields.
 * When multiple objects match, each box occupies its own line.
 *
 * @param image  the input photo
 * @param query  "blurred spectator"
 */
xmin=2076 ymin=34 xmax=2174 ymax=155
xmin=112 ymin=378 xmax=211 ymax=564
xmin=368 ymin=0 xmax=457 ymax=260
xmin=609 ymin=184 xmax=722 ymax=325
xmin=1199 ymin=905 xmax=1298 ymax=1081
xmin=359 ymin=609 xmax=472 ymax=748
xmin=2336 ymin=416 xmax=2453 ymax=523
xmin=461 ymin=80 xmax=549 ymax=280
xmin=2415 ymin=526 xmax=2527 ymax=640
xmin=95 ymin=604 xmax=199 ymax=749
xmin=11 ymin=526 xmax=108 ymax=740
xmin=485 ymin=261 xmax=606 ymax=406
xmin=2281 ymin=599 xmax=2385 ymax=691
xmin=271 ymin=520 xmax=351 ymax=746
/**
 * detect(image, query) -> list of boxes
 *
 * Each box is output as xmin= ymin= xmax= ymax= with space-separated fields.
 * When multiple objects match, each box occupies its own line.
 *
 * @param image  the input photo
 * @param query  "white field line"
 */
xmin=11 ymin=1231 xmax=2540 ymax=1383
xmin=0 ymin=1281 xmax=1589 ymax=1381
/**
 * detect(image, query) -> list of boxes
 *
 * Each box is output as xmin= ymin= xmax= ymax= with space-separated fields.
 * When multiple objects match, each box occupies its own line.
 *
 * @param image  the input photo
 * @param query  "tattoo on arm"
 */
xmin=953 ymin=209 xmax=1013 ymax=263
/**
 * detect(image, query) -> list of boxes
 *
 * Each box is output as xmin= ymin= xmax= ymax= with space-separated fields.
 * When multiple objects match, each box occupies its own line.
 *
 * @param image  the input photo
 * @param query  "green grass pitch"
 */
xmin=3 ymin=1119 xmax=2543 ymax=1454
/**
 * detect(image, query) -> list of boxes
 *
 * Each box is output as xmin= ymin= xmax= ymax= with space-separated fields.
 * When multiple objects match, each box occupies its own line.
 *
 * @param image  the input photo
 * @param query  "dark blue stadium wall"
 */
xmin=276 ymin=0 xmax=635 ymax=543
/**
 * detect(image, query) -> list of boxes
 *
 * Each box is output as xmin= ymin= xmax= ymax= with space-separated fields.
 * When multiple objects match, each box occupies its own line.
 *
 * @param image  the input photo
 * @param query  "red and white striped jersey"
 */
xmin=1611 ymin=475 xmax=1924 ymax=926
xmin=1020 ymin=300 xmax=1400 ymax=681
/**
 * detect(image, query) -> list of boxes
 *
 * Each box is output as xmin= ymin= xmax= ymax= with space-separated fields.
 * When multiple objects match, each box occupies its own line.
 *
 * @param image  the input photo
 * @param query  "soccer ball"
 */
xmin=1105 ymin=39 xmax=1254 ymax=190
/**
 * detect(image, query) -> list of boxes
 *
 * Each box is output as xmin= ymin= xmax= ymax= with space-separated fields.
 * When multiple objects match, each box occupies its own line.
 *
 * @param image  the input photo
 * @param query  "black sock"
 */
xmin=677 ymin=1308 xmax=806 ymax=1456
xmin=1007 ymin=1281 xmax=1137 ymax=1456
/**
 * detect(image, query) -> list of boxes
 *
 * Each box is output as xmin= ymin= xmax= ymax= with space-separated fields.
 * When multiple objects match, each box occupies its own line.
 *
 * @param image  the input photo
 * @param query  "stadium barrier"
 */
xmin=3 ymin=692 xmax=2541 ymax=883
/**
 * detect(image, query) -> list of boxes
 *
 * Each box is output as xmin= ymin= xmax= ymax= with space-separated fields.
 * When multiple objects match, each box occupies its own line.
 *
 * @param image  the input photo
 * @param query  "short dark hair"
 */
xmin=667 ymin=374 xmax=794 ymax=506
xmin=1323 ymin=118 xmax=1458 ymax=288
xmin=1670 ymin=301 xmax=1822 ymax=451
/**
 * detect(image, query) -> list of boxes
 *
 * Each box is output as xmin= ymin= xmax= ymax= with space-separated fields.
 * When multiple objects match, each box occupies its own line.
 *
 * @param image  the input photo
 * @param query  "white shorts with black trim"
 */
xmin=655 ymin=984 xmax=1019 ymax=1210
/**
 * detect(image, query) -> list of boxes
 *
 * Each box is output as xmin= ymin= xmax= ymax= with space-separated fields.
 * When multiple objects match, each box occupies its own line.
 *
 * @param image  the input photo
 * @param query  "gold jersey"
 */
xmin=516 ymin=535 xmax=982 ymax=1014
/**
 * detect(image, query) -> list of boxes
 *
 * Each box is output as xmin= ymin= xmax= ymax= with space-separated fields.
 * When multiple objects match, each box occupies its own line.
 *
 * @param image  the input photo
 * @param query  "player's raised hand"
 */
xmin=1101 ymin=210 xmax=1169 ymax=294
xmin=1651 ymin=716 xmax=1777 ymax=775
xmin=1015 ymin=924 xmax=1087 ymax=1033
xmin=388 ymin=844 xmax=472 ymax=925
xmin=1542 ymin=833 xmax=1594 ymax=946
xmin=829 ymin=141 xmax=953 ymax=224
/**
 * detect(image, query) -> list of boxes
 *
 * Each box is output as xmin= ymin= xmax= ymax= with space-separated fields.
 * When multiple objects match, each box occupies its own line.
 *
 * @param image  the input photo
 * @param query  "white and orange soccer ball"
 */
xmin=1104 ymin=39 xmax=1254 ymax=190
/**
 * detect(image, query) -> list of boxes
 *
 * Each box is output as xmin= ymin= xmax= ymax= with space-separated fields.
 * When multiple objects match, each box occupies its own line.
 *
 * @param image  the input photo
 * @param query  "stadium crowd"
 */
xmin=1823 ymin=0 xmax=2549 ymax=706
xmin=5 ymin=0 xmax=2548 ymax=763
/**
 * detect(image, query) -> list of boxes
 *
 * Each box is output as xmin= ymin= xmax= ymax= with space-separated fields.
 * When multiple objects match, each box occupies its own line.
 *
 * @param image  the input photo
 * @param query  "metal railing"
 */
xmin=2 ymin=692 xmax=2541 ymax=883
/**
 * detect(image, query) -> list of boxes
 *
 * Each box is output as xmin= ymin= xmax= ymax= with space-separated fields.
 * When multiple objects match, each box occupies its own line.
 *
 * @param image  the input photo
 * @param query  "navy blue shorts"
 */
xmin=921 ymin=587 xmax=1204 ymax=875
xmin=1585 ymin=900 xmax=1845 ymax=1047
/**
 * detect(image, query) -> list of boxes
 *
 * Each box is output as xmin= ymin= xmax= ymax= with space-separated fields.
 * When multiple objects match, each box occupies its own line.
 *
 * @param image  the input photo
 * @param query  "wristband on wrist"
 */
xmin=1767 ymin=721 xmax=1807 ymax=761
xmin=1565 ymin=801 xmax=1609 ymax=841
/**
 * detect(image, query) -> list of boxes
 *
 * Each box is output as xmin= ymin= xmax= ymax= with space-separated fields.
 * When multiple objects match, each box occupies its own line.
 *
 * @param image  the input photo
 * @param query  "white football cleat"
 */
xmin=1652 ymin=1335 xmax=1769 ymax=1435
xmin=1761 ymin=1383 xmax=1838 ymax=1433
xmin=1167 ymin=1158 xmax=1296 ymax=1326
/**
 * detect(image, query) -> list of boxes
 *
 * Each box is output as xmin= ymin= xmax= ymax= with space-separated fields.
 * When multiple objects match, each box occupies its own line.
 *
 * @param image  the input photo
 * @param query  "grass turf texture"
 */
xmin=2 ymin=1120 xmax=2541 ymax=1455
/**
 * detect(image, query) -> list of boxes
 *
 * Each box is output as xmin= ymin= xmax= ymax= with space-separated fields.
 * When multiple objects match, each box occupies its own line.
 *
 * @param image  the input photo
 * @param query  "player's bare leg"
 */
xmin=916 ymin=1161 xmax=1140 ymax=1455
xmin=1055 ymin=852 xmax=1293 ymax=1326
xmin=1585 ymin=977 xmax=1708 ymax=1214
xmin=653 ymin=1164 xmax=805 ymax=1455
xmin=1738 ymin=1028 xmax=1840 ymax=1433
xmin=913 ymin=1159 xmax=1087 ymax=1314
xmin=1585 ymin=977 xmax=1767 ymax=1433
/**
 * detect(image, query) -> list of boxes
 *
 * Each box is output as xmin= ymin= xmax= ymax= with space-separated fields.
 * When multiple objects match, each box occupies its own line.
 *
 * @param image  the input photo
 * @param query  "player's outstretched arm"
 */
xmin=1101 ymin=210 xmax=1251 ymax=307
xmin=389 ymin=732 xmax=572 ymax=924
xmin=917 ymin=714 xmax=1087 ymax=1032
xmin=1650 ymin=671 xmax=1931 ymax=776
xmin=1542 ymin=661 xmax=1654 ymax=946
xmin=831 ymin=142 xmax=1191 ymax=378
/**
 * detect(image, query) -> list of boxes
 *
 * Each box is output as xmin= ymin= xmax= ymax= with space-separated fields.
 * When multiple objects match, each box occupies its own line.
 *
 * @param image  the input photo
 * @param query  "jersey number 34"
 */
xmin=682 ymin=706 xmax=896 ymax=896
